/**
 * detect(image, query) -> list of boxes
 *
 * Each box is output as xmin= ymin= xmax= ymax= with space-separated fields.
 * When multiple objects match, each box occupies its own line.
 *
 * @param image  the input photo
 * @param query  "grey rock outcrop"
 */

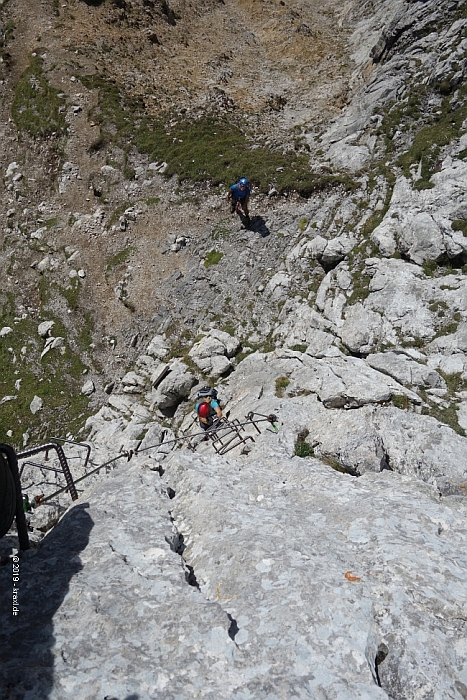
xmin=4 ymin=432 xmax=467 ymax=699
xmin=149 ymin=359 xmax=196 ymax=410
xmin=371 ymin=166 xmax=467 ymax=265
xmin=189 ymin=329 xmax=240 ymax=376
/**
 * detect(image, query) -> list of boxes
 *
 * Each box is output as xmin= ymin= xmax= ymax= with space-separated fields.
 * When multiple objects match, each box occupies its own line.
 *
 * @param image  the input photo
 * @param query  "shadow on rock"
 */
xmin=0 ymin=503 xmax=93 ymax=699
xmin=243 ymin=213 xmax=270 ymax=237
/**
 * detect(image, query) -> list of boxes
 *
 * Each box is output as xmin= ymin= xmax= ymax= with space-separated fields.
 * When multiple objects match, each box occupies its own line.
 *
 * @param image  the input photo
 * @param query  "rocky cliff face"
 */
xmin=2 ymin=0 xmax=467 ymax=698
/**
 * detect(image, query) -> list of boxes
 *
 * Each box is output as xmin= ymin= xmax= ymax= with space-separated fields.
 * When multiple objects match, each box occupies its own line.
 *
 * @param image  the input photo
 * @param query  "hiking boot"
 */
xmin=245 ymin=216 xmax=251 ymax=228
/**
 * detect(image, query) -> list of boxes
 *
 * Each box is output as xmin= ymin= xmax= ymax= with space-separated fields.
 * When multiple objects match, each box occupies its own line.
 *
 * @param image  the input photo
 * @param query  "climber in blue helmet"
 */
xmin=227 ymin=177 xmax=251 ymax=226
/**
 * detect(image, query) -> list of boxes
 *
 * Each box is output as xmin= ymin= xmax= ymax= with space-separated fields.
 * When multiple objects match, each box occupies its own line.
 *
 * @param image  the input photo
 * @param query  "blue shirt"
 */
xmin=230 ymin=183 xmax=251 ymax=200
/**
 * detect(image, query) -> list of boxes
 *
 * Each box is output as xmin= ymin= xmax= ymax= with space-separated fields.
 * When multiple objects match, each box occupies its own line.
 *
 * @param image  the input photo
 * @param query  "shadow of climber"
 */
xmin=0 ymin=503 xmax=94 ymax=699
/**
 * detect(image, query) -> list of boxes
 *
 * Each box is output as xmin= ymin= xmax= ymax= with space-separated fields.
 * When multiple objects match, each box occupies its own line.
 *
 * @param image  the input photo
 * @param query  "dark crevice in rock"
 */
xmin=345 ymin=348 xmax=369 ymax=360
xmin=158 ymin=403 xmax=180 ymax=418
xmin=167 ymin=512 xmax=241 ymax=642
xmin=380 ymin=448 xmax=393 ymax=472
xmin=227 ymin=613 xmax=239 ymax=640
xmin=166 ymin=486 xmax=176 ymax=499
xmin=165 ymin=514 xmax=185 ymax=554
xmin=166 ymin=517 xmax=199 ymax=588
xmin=374 ymin=643 xmax=389 ymax=688
xmin=319 ymin=257 xmax=343 ymax=274
xmin=184 ymin=563 xmax=199 ymax=588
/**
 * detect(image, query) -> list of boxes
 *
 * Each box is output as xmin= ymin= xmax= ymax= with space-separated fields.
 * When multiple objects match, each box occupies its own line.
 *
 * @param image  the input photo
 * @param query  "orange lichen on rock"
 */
xmin=344 ymin=570 xmax=361 ymax=582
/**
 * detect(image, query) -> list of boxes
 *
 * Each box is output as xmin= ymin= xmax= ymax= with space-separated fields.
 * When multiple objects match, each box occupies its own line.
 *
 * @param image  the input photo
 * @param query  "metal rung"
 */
xmin=207 ymin=418 xmax=256 ymax=455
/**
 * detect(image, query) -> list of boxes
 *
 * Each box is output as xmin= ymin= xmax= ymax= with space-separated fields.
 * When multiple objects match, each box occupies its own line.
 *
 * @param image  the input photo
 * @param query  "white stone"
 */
xmin=81 ymin=380 xmax=95 ymax=396
xmin=37 ymin=256 xmax=51 ymax=273
xmin=38 ymin=321 xmax=55 ymax=338
xmin=5 ymin=161 xmax=18 ymax=177
xmin=30 ymin=395 xmax=43 ymax=414
xmin=146 ymin=335 xmax=169 ymax=359
xmin=0 ymin=395 xmax=16 ymax=405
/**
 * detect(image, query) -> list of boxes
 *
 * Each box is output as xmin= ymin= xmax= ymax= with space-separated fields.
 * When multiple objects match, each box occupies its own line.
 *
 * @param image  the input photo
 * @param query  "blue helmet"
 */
xmin=239 ymin=177 xmax=249 ymax=187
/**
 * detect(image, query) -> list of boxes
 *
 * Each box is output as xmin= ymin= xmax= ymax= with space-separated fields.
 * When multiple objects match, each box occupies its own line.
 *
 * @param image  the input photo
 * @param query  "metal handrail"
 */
xmin=17 ymin=442 xmax=78 ymax=501
xmin=50 ymin=437 xmax=91 ymax=469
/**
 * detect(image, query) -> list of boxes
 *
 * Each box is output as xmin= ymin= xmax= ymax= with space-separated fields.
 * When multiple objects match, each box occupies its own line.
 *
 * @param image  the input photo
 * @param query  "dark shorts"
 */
xmin=199 ymin=419 xmax=213 ymax=431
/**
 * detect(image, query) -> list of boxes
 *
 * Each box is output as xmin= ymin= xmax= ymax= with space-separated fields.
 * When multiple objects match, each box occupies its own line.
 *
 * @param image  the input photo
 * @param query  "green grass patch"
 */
xmin=146 ymin=197 xmax=160 ymax=206
xmin=377 ymin=81 xmax=467 ymax=187
xmin=429 ymin=300 xmax=448 ymax=313
xmin=0 ymin=297 xmax=91 ymax=446
xmin=440 ymin=371 xmax=467 ymax=395
xmin=105 ymin=246 xmax=134 ymax=274
xmin=221 ymin=321 xmax=236 ymax=337
xmin=79 ymin=73 xmax=356 ymax=195
xmin=295 ymin=440 xmax=314 ymax=458
xmin=77 ymin=312 xmax=94 ymax=353
xmin=235 ymin=335 xmax=276 ymax=364
xmin=44 ymin=217 xmax=58 ymax=230
xmin=62 ymin=280 xmax=81 ymax=311
xmin=433 ymin=320 xmax=459 ymax=339
xmin=347 ymin=266 xmax=372 ymax=305
xmin=398 ymin=90 xmax=467 ymax=185
xmin=275 ymin=376 xmax=290 ymax=397
xmin=135 ymin=113 xmax=348 ymax=195
xmin=392 ymin=394 xmax=410 ymax=410
xmin=204 ymin=250 xmax=223 ymax=267
xmin=12 ymin=54 xmax=67 ymax=139
xmin=423 ymin=260 xmax=438 ymax=276
xmin=109 ymin=201 xmax=132 ymax=226
xmin=295 ymin=429 xmax=314 ymax=458
xmin=451 ymin=220 xmax=467 ymax=236
xmin=422 ymin=402 xmax=465 ymax=436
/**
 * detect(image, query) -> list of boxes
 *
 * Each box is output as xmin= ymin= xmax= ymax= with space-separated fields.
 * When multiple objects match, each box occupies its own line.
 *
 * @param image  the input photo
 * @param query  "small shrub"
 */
xmin=295 ymin=440 xmax=314 ymax=458
xmin=221 ymin=321 xmax=236 ymax=337
xmin=392 ymin=394 xmax=410 ymax=410
xmin=423 ymin=260 xmax=438 ymax=276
